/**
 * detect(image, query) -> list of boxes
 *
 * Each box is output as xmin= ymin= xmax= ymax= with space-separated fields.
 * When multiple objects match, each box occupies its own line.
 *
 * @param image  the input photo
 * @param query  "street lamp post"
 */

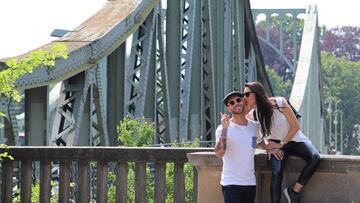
xmin=333 ymin=102 xmax=338 ymax=152
xmin=326 ymin=93 xmax=343 ymax=154
xmin=340 ymin=111 xmax=343 ymax=154
xmin=327 ymin=100 xmax=332 ymax=151
xmin=333 ymin=101 xmax=343 ymax=155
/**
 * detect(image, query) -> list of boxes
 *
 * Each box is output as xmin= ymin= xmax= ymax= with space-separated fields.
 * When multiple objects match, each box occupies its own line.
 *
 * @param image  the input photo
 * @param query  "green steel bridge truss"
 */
xmin=0 ymin=1 xmax=325 ymax=152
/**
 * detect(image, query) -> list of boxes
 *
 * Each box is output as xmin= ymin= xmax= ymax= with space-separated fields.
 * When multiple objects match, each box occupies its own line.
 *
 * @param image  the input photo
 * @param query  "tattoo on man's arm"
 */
xmin=221 ymin=128 xmax=228 ymax=150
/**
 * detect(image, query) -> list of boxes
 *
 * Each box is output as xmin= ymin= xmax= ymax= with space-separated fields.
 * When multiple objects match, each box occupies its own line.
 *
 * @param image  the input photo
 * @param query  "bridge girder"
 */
xmin=3 ymin=0 xmax=323 ymax=148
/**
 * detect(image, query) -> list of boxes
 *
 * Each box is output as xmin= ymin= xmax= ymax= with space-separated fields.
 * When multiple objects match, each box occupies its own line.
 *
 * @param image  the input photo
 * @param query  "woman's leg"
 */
xmin=270 ymin=155 xmax=286 ymax=203
xmin=286 ymin=141 xmax=320 ymax=191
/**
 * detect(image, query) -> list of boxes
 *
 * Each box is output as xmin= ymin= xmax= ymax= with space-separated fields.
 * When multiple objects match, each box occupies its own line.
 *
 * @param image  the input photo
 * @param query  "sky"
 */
xmin=0 ymin=0 xmax=359 ymax=59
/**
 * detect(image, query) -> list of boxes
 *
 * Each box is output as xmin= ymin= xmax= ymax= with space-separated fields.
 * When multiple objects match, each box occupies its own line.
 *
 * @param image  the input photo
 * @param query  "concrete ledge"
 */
xmin=188 ymin=151 xmax=360 ymax=203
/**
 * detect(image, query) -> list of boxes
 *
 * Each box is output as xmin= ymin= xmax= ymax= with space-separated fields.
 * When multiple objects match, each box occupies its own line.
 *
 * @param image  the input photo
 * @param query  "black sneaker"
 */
xmin=284 ymin=187 xmax=300 ymax=203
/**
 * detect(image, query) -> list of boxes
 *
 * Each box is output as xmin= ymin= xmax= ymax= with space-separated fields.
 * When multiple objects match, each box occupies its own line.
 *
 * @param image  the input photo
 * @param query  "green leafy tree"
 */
xmin=265 ymin=66 xmax=292 ymax=97
xmin=117 ymin=115 xmax=154 ymax=146
xmin=321 ymin=53 xmax=360 ymax=154
xmin=0 ymin=43 xmax=68 ymax=101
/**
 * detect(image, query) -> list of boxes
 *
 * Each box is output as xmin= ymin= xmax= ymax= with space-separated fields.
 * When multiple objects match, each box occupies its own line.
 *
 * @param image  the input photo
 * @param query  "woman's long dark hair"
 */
xmin=245 ymin=82 xmax=273 ymax=136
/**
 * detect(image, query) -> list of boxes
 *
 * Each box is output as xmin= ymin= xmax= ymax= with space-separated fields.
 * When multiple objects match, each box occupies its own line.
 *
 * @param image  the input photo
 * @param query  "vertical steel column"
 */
xmin=77 ymin=86 xmax=90 ymax=146
xmin=189 ymin=0 xmax=202 ymax=140
xmin=214 ymin=0 xmax=225 ymax=114
xmin=107 ymin=44 xmax=126 ymax=145
xmin=223 ymin=0 xmax=233 ymax=93
xmin=143 ymin=12 xmax=157 ymax=121
xmin=90 ymin=85 xmax=99 ymax=145
xmin=200 ymin=0 xmax=217 ymax=142
xmin=202 ymin=0 xmax=225 ymax=120
xmin=91 ymin=59 xmax=109 ymax=146
xmin=25 ymin=86 xmax=48 ymax=145
xmin=69 ymin=71 xmax=91 ymax=146
xmin=178 ymin=0 xmax=197 ymax=141
xmin=166 ymin=0 xmax=181 ymax=141
xmin=155 ymin=4 xmax=171 ymax=143
xmin=233 ymin=0 xmax=246 ymax=89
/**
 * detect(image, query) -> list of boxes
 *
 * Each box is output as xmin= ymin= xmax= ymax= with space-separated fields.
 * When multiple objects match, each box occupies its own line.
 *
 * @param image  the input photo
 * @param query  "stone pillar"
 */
xmin=187 ymin=152 xmax=224 ymax=203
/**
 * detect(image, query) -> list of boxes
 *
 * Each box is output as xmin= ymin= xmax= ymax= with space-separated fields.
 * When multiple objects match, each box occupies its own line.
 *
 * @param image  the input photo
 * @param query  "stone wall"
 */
xmin=188 ymin=151 xmax=360 ymax=203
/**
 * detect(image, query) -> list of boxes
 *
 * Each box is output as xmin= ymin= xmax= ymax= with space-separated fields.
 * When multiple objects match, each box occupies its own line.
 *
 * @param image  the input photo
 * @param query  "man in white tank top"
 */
xmin=215 ymin=91 xmax=262 ymax=203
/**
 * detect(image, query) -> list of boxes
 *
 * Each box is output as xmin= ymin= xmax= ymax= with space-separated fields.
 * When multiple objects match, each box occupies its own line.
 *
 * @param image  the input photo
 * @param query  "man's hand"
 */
xmin=267 ymin=148 xmax=284 ymax=160
xmin=219 ymin=112 xmax=229 ymax=151
xmin=220 ymin=112 xmax=230 ymax=129
xmin=215 ymin=112 xmax=230 ymax=158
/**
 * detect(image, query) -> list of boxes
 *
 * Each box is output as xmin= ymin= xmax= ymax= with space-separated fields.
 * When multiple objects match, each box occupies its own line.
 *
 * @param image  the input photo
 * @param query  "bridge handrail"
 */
xmin=0 ymin=146 xmax=213 ymax=202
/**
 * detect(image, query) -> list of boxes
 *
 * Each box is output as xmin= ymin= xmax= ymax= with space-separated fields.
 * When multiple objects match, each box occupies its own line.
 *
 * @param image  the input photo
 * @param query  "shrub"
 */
xmin=107 ymin=116 xmax=200 ymax=202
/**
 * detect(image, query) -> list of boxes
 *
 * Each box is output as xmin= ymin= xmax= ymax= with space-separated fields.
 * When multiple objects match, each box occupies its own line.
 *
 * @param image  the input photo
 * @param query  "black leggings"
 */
xmin=270 ymin=141 xmax=320 ymax=203
xmin=222 ymin=185 xmax=256 ymax=203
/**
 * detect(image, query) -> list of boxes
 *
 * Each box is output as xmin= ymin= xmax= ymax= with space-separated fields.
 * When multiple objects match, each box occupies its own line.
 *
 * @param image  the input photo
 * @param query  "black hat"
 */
xmin=223 ymin=91 xmax=244 ymax=105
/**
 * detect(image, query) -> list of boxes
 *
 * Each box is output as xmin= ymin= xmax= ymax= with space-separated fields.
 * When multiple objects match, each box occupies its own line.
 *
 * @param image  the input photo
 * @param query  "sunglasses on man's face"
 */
xmin=228 ymin=97 xmax=242 ymax=106
xmin=244 ymin=92 xmax=253 ymax=97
